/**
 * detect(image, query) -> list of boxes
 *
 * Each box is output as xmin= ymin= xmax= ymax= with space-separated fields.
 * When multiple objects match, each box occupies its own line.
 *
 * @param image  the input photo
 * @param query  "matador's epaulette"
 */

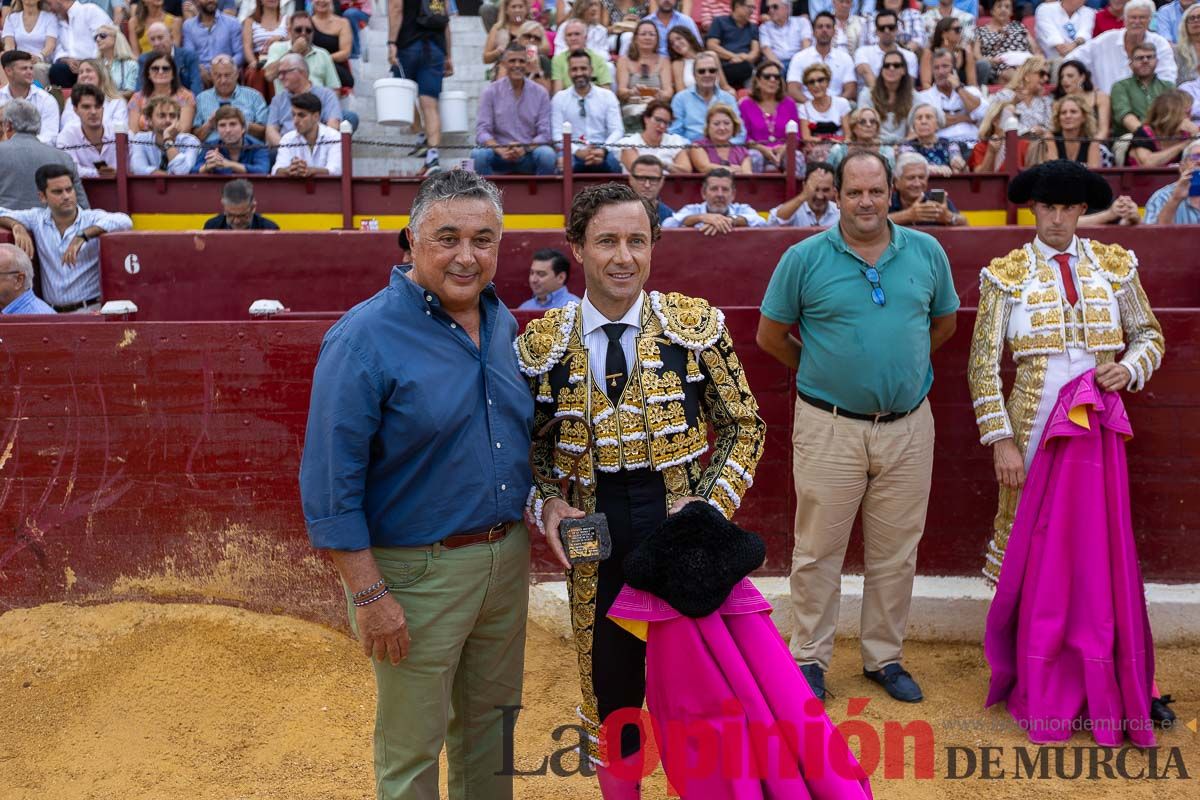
xmin=514 ymin=302 xmax=578 ymax=377
xmin=648 ymin=291 xmax=725 ymax=352
xmin=979 ymin=247 xmax=1034 ymax=294
xmin=1085 ymin=240 xmax=1138 ymax=287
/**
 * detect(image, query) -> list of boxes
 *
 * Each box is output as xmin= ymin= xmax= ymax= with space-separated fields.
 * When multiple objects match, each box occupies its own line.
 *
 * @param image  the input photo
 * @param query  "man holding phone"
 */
xmin=1144 ymin=139 xmax=1200 ymax=225
xmin=888 ymin=152 xmax=967 ymax=226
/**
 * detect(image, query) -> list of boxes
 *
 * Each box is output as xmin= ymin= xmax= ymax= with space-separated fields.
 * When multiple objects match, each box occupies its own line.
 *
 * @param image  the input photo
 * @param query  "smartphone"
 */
xmin=928 ymin=189 xmax=947 ymax=204
xmin=1189 ymin=170 xmax=1200 ymax=199
xmin=94 ymin=161 xmax=108 ymax=169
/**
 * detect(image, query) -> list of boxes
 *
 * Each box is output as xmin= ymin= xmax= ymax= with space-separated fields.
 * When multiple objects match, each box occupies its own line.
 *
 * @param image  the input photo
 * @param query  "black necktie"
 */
xmin=602 ymin=323 xmax=628 ymax=405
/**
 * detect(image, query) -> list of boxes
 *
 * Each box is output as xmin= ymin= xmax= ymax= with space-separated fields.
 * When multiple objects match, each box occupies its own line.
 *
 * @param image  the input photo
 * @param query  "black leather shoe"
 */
xmin=799 ymin=663 xmax=826 ymax=700
xmin=864 ymin=664 xmax=924 ymax=703
xmin=1151 ymin=695 xmax=1177 ymax=728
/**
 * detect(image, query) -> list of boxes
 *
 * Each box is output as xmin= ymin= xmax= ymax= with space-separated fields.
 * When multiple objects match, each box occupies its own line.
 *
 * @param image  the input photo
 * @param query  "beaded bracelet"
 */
xmin=352 ymin=578 xmax=385 ymax=599
xmin=353 ymin=587 xmax=390 ymax=607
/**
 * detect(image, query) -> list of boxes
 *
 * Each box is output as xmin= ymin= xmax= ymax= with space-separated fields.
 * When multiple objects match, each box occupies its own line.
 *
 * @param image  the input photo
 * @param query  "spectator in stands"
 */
xmin=1026 ymin=94 xmax=1103 ymax=168
xmin=241 ymin=0 xmax=288 ymax=100
xmin=1177 ymin=6 xmax=1200 ymax=85
xmin=2 ymin=0 xmax=58 ymax=68
xmin=691 ymin=102 xmax=752 ymax=172
xmin=138 ymin=22 xmax=203 ymax=94
xmin=507 ymin=21 xmax=553 ymax=93
xmin=47 ymin=0 xmax=112 ymax=89
xmin=920 ymin=16 xmax=977 ymax=88
xmin=830 ymin=0 xmax=864 ymax=54
xmin=1145 ymin=138 xmax=1200 ymax=224
xmin=484 ymin=0 xmax=534 ymax=70
xmin=59 ymin=59 xmax=131 ymax=131
xmin=614 ymin=100 xmax=692 ymax=172
xmin=668 ymin=25 xmax=722 ymax=92
xmin=974 ymin=0 xmax=1032 ymax=85
xmin=130 ymin=95 xmax=202 ymax=174
xmin=797 ymin=62 xmax=852 ymax=148
xmin=923 ymin=0 xmax=975 ymax=46
xmin=705 ymin=0 xmax=759 ymax=89
xmin=902 ymin=103 xmax=965 ymax=173
xmin=741 ymin=60 xmax=804 ymax=173
xmin=517 ymin=248 xmax=580 ymax=310
xmin=827 ymin=105 xmax=897 ymax=168
xmin=183 ymin=0 xmax=245 ymax=87
xmin=767 ymin=160 xmax=839 ymax=227
xmin=663 ymin=167 xmax=766 ymax=232
xmin=194 ymin=105 xmax=269 ymax=173
xmin=130 ymin=0 xmax=181 ymax=57
xmin=645 ymin=0 xmax=702 ymax=57
xmin=266 ymin=54 xmax=342 ymax=146
xmin=474 ymin=44 xmax=555 ymax=175
xmin=1127 ymin=89 xmax=1199 ymax=166
xmin=917 ymin=48 xmax=984 ymax=144
xmin=264 ymin=10 xmax=339 ymax=92
xmin=1110 ymin=44 xmax=1175 ymax=135
xmin=627 ymin=154 xmax=676 ymax=222
xmin=989 ymin=54 xmax=1052 ymax=135
xmin=889 ymin=151 xmax=966 ymax=226
xmin=861 ymin=0 xmax=924 ymax=56
xmin=0 ymin=243 xmax=54 ymax=315
xmin=93 ymin=24 xmax=140 ymax=97
xmin=555 ymin=0 xmax=608 ymax=57
xmin=856 ymin=10 xmax=918 ymax=90
xmin=788 ymin=12 xmax=857 ymax=102
xmin=1094 ymin=0 xmax=1128 ymax=36
xmin=0 ymin=100 xmax=88 ymax=210
xmin=193 ymin=54 xmax=267 ymax=141
xmin=551 ymin=50 xmax=623 ymax=173
xmin=56 ymin=84 xmax=118 ymax=177
xmin=551 ymin=18 xmax=613 ymax=91
xmin=969 ymin=99 xmax=1026 ymax=172
xmin=203 ymin=178 xmax=279 ymax=229
xmin=758 ymin=0 xmax=810 ymax=77
xmin=616 ymin=20 xmax=674 ymax=124
xmin=309 ymin=0 xmax=353 ymax=91
xmin=340 ymin=0 xmax=372 ymax=62
xmin=1055 ymin=59 xmax=1110 ymax=142
xmin=1082 ymin=1 xmax=1177 ymax=95
xmin=1034 ymin=0 xmax=1094 ymax=60
xmin=608 ymin=0 xmax=644 ymax=56
xmin=129 ymin=52 xmax=197 ymax=133
xmin=0 ymin=163 xmax=131 ymax=313
xmin=0 ymin=51 xmax=58 ymax=144
xmin=670 ymin=50 xmax=742 ymax=141
xmin=859 ymin=51 xmax=914 ymax=142
xmin=1158 ymin=0 xmax=1196 ymax=45
xmin=273 ymin=91 xmax=341 ymax=176
xmin=1080 ymin=194 xmax=1144 ymax=225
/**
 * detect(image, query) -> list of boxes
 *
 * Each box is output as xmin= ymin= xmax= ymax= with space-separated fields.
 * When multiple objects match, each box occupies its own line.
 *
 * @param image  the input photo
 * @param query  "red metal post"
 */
xmin=115 ymin=129 xmax=130 ymax=214
xmin=784 ymin=125 xmax=798 ymax=199
xmin=340 ymin=123 xmax=354 ymax=229
xmin=1004 ymin=128 xmax=1020 ymax=225
xmin=561 ymin=122 xmax=573 ymax=214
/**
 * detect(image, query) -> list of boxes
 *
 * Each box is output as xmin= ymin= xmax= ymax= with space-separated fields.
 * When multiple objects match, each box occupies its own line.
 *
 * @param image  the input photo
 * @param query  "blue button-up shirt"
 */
xmin=1144 ymin=182 xmax=1200 ymax=225
xmin=517 ymin=285 xmax=580 ymax=310
xmin=0 ymin=206 xmax=133 ymax=306
xmin=2 ymin=288 xmax=56 ymax=315
xmin=300 ymin=266 xmax=535 ymax=550
xmin=670 ymin=87 xmax=745 ymax=143
xmin=195 ymin=85 xmax=270 ymax=130
xmin=193 ymin=134 xmax=272 ymax=174
xmin=642 ymin=10 xmax=701 ymax=56
xmin=183 ymin=13 xmax=245 ymax=68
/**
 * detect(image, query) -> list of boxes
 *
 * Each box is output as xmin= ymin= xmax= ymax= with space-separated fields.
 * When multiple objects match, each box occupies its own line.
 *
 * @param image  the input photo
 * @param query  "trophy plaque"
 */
xmin=531 ymin=416 xmax=612 ymax=566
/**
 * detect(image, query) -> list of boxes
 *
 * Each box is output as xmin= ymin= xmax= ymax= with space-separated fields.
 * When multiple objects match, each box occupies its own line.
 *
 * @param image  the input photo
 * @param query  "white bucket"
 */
xmin=439 ymin=90 xmax=469 ymax=134
xmin=374 ymin=78 xmax=417 ymax=127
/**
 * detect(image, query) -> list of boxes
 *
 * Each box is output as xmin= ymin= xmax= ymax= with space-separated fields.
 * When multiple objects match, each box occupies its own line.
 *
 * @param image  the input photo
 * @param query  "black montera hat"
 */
xmin=622 ymin=500 xmax=766 ymax=618
xmin=1007 ymin=160 xmax=1113 ymax=210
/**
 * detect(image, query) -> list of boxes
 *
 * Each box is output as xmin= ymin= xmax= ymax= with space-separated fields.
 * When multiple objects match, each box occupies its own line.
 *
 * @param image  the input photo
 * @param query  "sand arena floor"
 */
xmin=0 ymin=601 xmax=1197 ymax=799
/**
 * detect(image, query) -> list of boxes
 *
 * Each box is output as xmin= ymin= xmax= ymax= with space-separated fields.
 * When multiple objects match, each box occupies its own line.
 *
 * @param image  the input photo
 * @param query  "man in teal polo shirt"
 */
xmin=756 ymin=150 xmax=959 ymax=705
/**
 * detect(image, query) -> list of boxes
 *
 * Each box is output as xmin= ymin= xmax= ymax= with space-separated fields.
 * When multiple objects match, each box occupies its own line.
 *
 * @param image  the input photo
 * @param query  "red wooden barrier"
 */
xmin=99 ymin=227 xmax=1200 ymax=322
xmin=1 ymin=310 xmax=1196 ymax=629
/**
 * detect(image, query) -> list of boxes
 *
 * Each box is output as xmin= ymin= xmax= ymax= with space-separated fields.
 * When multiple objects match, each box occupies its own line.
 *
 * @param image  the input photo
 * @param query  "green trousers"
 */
xmin=348 ymin=524 xmax=530 ymax=800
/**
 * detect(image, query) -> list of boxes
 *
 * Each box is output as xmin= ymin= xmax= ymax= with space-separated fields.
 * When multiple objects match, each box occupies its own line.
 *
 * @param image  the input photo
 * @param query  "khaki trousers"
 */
xmin=348 ymin=524 xmax=530 ymax=800
xmin=788 ymin=397 xmax=935 ymax=673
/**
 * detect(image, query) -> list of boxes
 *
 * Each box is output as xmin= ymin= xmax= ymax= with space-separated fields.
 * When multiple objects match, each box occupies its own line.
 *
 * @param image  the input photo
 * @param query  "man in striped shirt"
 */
xmin=0 ymin=243 xmax=54 ymax=315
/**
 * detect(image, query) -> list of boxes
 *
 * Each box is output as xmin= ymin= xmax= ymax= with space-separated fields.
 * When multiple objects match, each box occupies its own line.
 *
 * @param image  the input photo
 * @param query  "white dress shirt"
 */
xmin=767 ymin=201 xmax=841 ymax=227
xmin=853 ymin=44 xmax=919 ymax=81
xmin=915 ymin=85 xmax=986 ymax=142
xmin=60 ymin=96 xmax=129 ymax=134
xmin=55 ymin=1 xmax=112 ymax=60
xmin=129 ymin=131 xmax=202 ymax=175
xmin=273 ymin=124 xmax=342 ymax=175
xmin=580 ymin=291 xmax=643 ymax=393
xmin=662 ymin=201 xmax=766 ymax=228
xmin=1034 ymin=2 xmax=1096 ymax=59
xmin=0 ymin=84 xmax=60 ymax=144
xmin=550 ymin=85 xmax=623 ymax=156
xmin=1078 ymin=29 xmax=1177 ymax=94
xmin=787 ymin=45 xmax=857 ymax=98
xmin=55 ymin=122 xmax=118 ymax=178
xmin=760 ymin=17 xmax=813 ymax=63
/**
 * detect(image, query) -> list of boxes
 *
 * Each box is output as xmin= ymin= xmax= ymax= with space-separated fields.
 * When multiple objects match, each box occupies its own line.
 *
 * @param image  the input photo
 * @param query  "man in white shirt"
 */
xmin=915 ymin=49 xmax=985 ymax=143
xmin=854 ymin=10 xmax=919 ymax=89
xmin=550 ymin=50 xmax=623 ymax=174
xmin=55 ymin=84 xmax=117 ymax=177
xmin=760 ymin=0 xmax=813 ymax=74
xmin=0 ymin=51 xmax=60 ymax=144
xmin=767 ymin=162 xmax=840 ymax=227
xmin=46 ymin=0 xmax=112 ymax=88
xmin=129 ymin=96 xmax=202 ymax=175
xmin=662 ymin=168 xmax=766 ymax=234
xmin=788 ymin=11 xmax=857 ymax=101
xmin=273 ymin=91 xmax=342 ymax=176
xmin=1035 ymin=0 xmax=1096 ymax=59
xmin=1078 ymin=0 xmax=1176 ymax=94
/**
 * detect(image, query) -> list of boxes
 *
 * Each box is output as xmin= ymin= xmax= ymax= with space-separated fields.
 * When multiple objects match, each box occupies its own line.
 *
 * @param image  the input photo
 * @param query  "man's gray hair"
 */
xmin=0 ymin=243 xmax=34 ymax=283
xmin=1181 ymin=138 xmax=1200 ymax=166
xmin=1 ymin=99 xmax=41 ymax=134
xmin=895 ymin=151 xmax=930 ymax=178
xmin=279 ymin=53 xmax=309 ymax=74
xmin=211 ymin=54 xmax=238 ymax=70
xmin=409 ymin=170 xmax=504 ymax=237
xmin=221 ymin=178 xmax=255 ymax=205
xmin=1124 ymin=0 xmax=1155 ymax=19
xmin=562 ymin=18 xmax=586 ymax=34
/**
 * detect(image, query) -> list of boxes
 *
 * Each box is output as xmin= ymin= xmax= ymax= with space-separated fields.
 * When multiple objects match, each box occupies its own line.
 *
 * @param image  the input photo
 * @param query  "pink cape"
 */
xmin=608 ymin=579 xmax=873 ymax=799
xmin=984 ymin=370 xmax=1156 ymax=748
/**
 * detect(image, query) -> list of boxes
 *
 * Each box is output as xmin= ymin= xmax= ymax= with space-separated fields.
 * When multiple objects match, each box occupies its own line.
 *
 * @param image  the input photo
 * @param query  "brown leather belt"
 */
xmin=441 ymin=521 xmax=515 ymax=550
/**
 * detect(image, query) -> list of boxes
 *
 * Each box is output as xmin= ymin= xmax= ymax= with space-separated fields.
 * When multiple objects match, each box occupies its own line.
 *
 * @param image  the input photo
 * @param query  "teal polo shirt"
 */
xmin=760 ymin=221 xmax=959 ymax=415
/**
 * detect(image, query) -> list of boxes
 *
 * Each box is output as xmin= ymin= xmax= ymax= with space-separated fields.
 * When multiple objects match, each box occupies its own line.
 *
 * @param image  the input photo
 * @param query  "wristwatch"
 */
xmin=78 ymin=231 xmax=89 ymax=243
xmin=164 ymin=139 xmax=176 ymax=148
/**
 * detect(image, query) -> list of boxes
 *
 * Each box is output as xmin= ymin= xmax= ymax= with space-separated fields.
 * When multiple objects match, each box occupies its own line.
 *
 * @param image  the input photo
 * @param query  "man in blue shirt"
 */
xmin=643 ymin=0 xmax=702 ymax=56
xmin=193 ymin=106 xmax=271 ymax=175
xmin=193 ymin=55 xmax=268 ymax=141
xmin=1145 ymin=140 xmax=1200 ymax=224
xmin=670 ymin=51 xmax=744 ymax=142
xmin=299 ymin=170 xmax=533 ymax=800
xmin=628 ymin=155 xmax=676 ymax=223
xmin=517 ymin=248 xmax=580 ymax=310
xmin=182 ymin=0 xmax=245 ymax=84
xmin=757 ymin=150 xmax=959 ymax=706
xmin=0 ymin=243 xmax=54 ymax=315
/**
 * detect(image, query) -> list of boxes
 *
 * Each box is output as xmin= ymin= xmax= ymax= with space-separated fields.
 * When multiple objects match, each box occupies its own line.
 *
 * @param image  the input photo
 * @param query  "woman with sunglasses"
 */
xmin=1 ymin=0 xmax=57 ymax=65
xmin=973 ymin=0 xmax=1030 ymax=85
xmin=691 ymin=103 xmax=752 ymax=173
xmin=740 ymin=60 xmax=805 ymax=172
xmin=129 ymin=0 xmax=182 ymax=56
xmin=617 ymin=20 xmax=673 ymax=123
xmin=60 ymin=58 xmax=132 ymax=130
xmin=859 ymin=53 xmax=913 ymax=142
xmin=1175 ymin=4 xmax=1200 ymax=84
xmin=797 ymin=62 xmax=851 ymax=140
xmin=826 ymin=106 xmax=897 ymax=169
xmin=614 ymin=99 xmax=693 ymax=172
xmin=988 ymin=54 xmax=1052 ymax=136
xmin=920 ymin=16 xmax=976 ymax=88
xmin=507 ymin=20 xmax=553 ymax=93
xmin=91 ymin=24 xmax=139 ymax=98
xmin=128 ymin=52 xmax=196 ymax=134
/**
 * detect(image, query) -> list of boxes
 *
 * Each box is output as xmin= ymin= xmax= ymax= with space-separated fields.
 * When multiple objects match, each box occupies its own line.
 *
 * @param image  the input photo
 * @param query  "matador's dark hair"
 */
xmin=565 ymin=182 xmax=661 ymax=246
